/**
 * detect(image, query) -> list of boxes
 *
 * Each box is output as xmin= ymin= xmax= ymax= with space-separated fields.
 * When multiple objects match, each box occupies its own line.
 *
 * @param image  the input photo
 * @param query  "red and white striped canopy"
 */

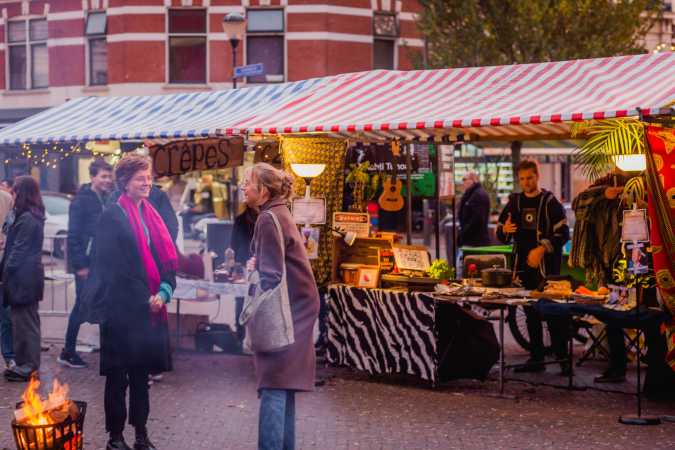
xmin=232 ymin=52 xmax=675 ymax=142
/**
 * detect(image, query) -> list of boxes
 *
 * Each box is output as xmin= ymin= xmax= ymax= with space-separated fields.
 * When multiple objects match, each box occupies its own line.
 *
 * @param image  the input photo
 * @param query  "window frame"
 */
xmin=245 ymin=8 xmax=286 ymax=84
xmin=372 ymin=12 xmax=399 ymax=70
xmin=85 ymin=11 xmax=108 ymax=86
xmin=6 ymin=17 xmax=49 ymax=90
xmin=166 ymin=7 xmax=208 ymax=85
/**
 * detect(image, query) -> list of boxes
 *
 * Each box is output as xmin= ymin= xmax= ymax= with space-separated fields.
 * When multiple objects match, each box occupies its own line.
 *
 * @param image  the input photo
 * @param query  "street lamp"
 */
xmin=222 ymin=12 xmax=246 ymax=89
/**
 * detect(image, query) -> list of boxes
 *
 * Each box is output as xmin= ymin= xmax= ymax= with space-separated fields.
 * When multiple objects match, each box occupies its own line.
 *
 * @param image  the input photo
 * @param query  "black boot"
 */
xmin=513 ymin=357 xmax=546 ymax=373
xmin=106 ymin=433 xmax=132 ymax=450
xmin=134 ymin=427 xmax=157 ymax=450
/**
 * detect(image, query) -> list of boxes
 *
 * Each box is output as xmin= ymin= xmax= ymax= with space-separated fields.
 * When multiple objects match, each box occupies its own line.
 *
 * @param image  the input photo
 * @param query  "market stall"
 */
xmin=0 ymin=53 xmax=673 ymax=396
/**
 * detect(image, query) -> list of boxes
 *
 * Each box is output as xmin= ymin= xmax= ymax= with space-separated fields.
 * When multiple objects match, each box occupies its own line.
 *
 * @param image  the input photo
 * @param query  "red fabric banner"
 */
xmin=645 ymin=126 xmax=675 ymax=371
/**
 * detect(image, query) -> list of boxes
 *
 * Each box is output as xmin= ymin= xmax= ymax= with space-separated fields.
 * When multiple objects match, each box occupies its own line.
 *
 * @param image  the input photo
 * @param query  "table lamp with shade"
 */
xmin=613 ymin=154 xmax=646 ymax=173
xmin=290 ymin=163 xmax=326 ymax=198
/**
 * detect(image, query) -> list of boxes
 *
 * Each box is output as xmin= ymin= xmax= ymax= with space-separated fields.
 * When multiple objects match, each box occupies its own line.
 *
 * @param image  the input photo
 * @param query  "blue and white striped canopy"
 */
xmin=0 ymin=76 xmax=333 ymax=144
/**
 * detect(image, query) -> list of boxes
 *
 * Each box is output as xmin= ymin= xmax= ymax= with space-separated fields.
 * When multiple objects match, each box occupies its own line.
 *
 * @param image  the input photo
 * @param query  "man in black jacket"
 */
xmin=497 ymin=160 xmax=570 ymax=374
xmin=58 ymin=159 xmax=113 ymax=368
xmin=458 ymin=172 xmax=491 ymax=247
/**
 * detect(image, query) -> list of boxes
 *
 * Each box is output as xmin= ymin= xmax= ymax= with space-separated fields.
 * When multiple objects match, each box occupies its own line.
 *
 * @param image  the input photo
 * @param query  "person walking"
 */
xmin=497 ymin=160 xmax=570 ymax=374
xmin=458 ymin=171 xmax=491 ymax=247
xmin=59 ymin=159 xmax=113 ymax=368
xmin=1 ymin=176 xmax=45 ymax=382
xmin=93 ymin=154 xmax=177 ymax=450
xmin=242 ymin=163 xmax=320 ymax=450
xmin=0 ymin=186 xmax=15 ymax=370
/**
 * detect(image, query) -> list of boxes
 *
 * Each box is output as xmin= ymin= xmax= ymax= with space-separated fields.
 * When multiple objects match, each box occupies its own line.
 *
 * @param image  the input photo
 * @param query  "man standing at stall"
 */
xmin=58 ymin=159 xmax=113 ymax=368
xmin=458 ymin=171 xmax=491 ymax=247
xmin=497 ymin=160 xmax=570 ymax=373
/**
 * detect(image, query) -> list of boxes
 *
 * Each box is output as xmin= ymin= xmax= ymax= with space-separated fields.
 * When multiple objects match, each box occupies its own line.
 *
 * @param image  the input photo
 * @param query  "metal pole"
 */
xmin=230 ymin=39 xmax=239 ymax=219
xmin=451 ymin=195 xmax=456 ymax=269
xmin=230 ymin=39 xmax=239 ymax=90
xmin=434 ymin=142 xmax=441 ymax=259
xmin=499 ymin=307 xmax=505 ymax=395
xmin=405 ymin=142 xmax=413 ymax=245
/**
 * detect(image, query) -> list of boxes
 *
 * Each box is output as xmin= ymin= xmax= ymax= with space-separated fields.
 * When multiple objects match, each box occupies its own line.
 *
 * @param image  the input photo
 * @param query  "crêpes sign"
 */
xmin=149 ymin=137 xmax=244 ymax=176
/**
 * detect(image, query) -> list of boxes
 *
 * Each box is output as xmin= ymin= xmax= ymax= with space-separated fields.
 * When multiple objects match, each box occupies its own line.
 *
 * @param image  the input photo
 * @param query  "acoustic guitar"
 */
xmin=378 ymin=141 xmax=405 ymax=212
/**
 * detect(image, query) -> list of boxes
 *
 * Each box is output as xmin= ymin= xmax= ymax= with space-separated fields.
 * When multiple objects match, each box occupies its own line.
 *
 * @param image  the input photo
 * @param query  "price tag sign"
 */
xmin=333 ymin=212 xmax=370 ymax=238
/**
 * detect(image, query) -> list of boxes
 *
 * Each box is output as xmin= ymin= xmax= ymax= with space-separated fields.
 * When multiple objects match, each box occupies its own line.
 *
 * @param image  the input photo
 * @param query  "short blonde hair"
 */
xmin=247 ymin=163 xmax=294 ymax=200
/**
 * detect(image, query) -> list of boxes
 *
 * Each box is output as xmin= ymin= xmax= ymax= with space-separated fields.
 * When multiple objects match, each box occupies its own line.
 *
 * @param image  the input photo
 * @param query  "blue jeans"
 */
xmin=64 ymin=274 xmax=85 ymax=354
xmin=258 ymin=389 xmax=295 ymax=450
xmin=0 ymin=303 xmax=14 ymax=361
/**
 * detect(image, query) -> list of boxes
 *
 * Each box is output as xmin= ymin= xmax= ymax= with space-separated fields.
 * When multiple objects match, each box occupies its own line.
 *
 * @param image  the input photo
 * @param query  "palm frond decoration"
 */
xmin=623 ymin=176 xmax=645 ymax=209
xmin=571 ymin=118 xmax=645 ymax=180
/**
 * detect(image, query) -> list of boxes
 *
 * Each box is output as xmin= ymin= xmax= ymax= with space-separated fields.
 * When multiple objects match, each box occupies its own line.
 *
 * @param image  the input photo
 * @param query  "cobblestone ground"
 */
xmin=1 ymin=349 xmax=674 ymax=450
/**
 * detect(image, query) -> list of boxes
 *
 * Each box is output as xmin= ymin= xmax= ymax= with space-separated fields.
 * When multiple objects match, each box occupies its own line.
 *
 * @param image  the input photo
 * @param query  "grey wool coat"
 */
xmin=252 ymin=198 xmax=320 ymax=392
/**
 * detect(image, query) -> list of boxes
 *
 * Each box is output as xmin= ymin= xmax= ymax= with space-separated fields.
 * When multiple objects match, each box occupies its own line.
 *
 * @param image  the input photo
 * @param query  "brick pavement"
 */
xmin=1 ymin=349 xmax=674 ymax=450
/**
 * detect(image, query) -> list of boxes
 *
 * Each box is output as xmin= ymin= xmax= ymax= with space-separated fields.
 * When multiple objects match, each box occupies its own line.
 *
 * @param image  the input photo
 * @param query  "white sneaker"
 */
xmin=149 ymin=373 xmax=163 ymax=382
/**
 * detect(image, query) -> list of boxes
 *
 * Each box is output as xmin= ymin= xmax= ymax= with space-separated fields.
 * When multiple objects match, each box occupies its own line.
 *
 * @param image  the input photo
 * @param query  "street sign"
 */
xmin=234 ymin=63 xmax=265 ymax=78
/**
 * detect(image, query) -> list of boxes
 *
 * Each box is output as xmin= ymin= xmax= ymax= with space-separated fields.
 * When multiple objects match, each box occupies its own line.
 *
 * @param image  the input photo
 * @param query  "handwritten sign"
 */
xmin=621 ymin=209 xmax=649 ymax=243
xmin=292 ymin=197 xmax=326 ymax=224
xmin=392 ymin=244 xmax=430 ymax=273
xmin=149 ymin=137 xmax=244 ymax=177
xmin=333 ymin=212 xmax=370 ymax=238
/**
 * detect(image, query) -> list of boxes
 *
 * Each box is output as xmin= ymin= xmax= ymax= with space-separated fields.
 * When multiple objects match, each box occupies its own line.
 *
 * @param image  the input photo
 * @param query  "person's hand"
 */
xmin=246 ymin=257 xmax=257 ymax=273
xmin=502 ymin=214 xmax=517 ymax=234
xmin=76 ymin=268 xmax=90 ymax=279
xmin=527 ymin=246 xmax=546 ymax=268
xmin=149 ymin=295 xmax=163 ymax=313
xmin=604 ymin=186 xmax=624 ymax=200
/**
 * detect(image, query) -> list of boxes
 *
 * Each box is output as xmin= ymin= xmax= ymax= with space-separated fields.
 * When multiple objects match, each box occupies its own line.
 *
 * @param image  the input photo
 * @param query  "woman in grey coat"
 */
xmin=242 ymin=163 xmax=320 ymax=450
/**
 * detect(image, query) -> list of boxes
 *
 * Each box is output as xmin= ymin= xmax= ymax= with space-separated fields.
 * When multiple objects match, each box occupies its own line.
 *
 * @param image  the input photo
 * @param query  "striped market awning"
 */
xmin=234 ymin=52 xmax=675 ymax=142
xmin=0 ymin=52 xmax=673 ymax=144
xmin=0 ymin=76 xmax=333 ymax=144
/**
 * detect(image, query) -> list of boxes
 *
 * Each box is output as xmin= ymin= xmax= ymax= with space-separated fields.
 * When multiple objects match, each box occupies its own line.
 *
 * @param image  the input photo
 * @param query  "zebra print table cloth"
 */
xmin=326 ymin=284 xmax=500 ymax=384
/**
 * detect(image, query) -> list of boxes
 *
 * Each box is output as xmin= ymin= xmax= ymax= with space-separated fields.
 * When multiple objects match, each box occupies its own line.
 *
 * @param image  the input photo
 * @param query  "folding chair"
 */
xmin=576 ymin=316 xmax=610 ymax=366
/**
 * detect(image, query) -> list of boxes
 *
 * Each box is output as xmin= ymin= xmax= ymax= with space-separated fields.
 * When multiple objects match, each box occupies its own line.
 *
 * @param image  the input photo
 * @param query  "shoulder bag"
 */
xmin=238 ymin=210 xmax=295 ymax=353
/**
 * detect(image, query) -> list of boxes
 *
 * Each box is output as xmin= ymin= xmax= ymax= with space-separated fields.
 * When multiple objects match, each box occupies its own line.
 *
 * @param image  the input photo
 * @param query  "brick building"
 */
xmin=0 ymin=0 xmax=424 ymax=107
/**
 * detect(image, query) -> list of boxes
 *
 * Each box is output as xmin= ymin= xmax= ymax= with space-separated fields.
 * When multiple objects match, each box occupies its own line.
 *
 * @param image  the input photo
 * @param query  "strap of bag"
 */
xmin=239 ymin=210 xmax=287 ymax=324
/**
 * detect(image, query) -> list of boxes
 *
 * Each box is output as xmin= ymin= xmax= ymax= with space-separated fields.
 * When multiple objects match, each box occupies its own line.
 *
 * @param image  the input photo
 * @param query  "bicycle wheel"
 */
xmin=507 ymin=305 xmax=552 ymax=354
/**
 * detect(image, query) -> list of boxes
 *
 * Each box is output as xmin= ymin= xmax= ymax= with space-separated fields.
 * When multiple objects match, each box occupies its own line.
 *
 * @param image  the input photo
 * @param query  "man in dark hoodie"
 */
xmin=58 ymin=159 xmax=113 ymax=368
xmin=497 ymin=160 xmax=570 ymax=374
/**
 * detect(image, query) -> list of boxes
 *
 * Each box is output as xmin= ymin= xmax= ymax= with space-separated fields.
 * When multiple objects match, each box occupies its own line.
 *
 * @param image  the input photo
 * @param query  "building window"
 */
xmin=168 ymin=9 xmax=207 ymax=84
xmin=7 ymin=18 xmax=48 ymax=90
xmin=86 ymin=12 xmax=107 ymax=85
xmin=246 ymin=9 xmax=284 ymax=83
xmin=373 ymin=12 xmax=398 ymax=70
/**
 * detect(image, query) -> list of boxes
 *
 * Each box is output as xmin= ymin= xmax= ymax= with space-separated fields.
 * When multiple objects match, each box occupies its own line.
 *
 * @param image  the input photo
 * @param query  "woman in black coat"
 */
xmin=93 ymin=154 xmax=177 ymax=450
xmin=1 ymin=176 xmax=45 ymax=382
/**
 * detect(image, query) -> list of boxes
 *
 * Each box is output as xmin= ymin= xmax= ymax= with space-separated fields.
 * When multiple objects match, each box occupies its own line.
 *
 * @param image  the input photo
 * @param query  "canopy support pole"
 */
xmin=405 ymin=142 xmax=413 ymax=245
xmin=434 ymin=140 xmax=441 ymax=259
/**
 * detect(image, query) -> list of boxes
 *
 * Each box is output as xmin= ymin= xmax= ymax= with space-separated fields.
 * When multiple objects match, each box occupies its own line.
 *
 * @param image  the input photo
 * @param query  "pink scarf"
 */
xmin=118 ymin=194 xmax=177 ymax=323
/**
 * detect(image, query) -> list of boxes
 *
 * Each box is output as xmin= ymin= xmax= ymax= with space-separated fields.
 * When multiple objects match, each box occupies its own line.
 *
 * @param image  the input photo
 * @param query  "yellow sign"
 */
xmin=150 ymin=137 xmax=244 ymax=177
